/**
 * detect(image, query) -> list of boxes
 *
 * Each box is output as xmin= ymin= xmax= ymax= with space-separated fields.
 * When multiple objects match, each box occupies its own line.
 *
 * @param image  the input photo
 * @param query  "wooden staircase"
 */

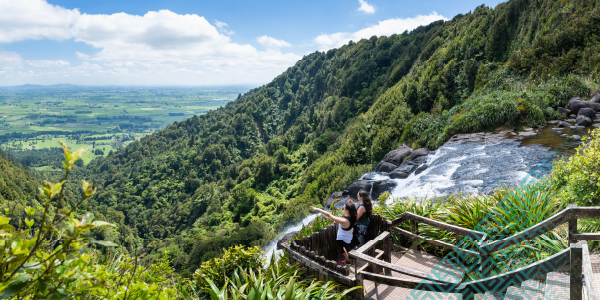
xmin=280 ymin=204 xmax=600 ymax=300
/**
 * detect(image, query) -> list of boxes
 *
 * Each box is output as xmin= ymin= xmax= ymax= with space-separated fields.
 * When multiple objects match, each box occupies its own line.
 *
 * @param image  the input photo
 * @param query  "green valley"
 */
xmin=3 ymin=0 xmax=600 ymax=298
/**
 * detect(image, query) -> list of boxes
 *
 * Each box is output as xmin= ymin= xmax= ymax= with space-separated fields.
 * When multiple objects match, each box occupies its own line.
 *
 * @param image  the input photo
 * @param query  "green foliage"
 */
xmin=0 ymin=142 xmax=117 ymax=299
xmin=553 ymin=129 xmax=600 ymax=205
xmin=193 ymin=245 xmax=264 ymax=289
xmin=194 ymin=251 xmax=358 ymax=300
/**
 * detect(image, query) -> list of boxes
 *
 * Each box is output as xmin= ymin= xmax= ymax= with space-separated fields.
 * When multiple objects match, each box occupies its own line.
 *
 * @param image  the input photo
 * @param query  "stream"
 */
xmin=263 ymin=123 xmax=592 ymax=261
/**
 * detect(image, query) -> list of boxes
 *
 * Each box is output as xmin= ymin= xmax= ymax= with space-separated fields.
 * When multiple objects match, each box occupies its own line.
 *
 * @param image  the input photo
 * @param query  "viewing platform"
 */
xmin=278 ymin=204 xmax=600 ymax=300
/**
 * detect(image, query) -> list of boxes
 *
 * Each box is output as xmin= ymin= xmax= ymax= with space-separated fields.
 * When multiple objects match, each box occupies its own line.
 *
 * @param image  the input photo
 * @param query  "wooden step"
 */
xmin=544 ymin=272 xmax=569 ymax=300
xmin=520 ymin=280 xmax=544 ymax=300
xmin=483 ymin=292 xmax=503 ymax=299
xmin=504 ymin=286 xmax=523 ymax=300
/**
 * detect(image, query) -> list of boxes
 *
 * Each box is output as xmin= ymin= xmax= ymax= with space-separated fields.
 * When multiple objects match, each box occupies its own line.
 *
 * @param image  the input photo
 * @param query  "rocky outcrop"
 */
xmin=557 ymin=107 xmax=571 ymax=116
xmin=591 ymin=93 xmax=600 ymax=103
xmin=578 ymin=107 xmax=596 ymax=118
xmin=361 ymin=172 xmax=378 ymax=180
xmin=389 ymin=163 xmax=417 ymax=179
xmin=409 ymin=148 xmax=429 ymax=160
xmin=569 ymin=99 xmax=600 ymax=114
xmin=414 ymin=164 xmax=429 ymax=175
xmin=346 ymin=180 xmax=372 ymax=200
xmin=381 ymin=146 xmax=412 ymax=166
xmin=568 ymin=97 xmax=584 ymax=107
xmin=371 ymin=180 xmax=397 ymax=201
xmin=576 ymin=115 xmax=592 ymax=126
xmin=375 ymin=161 xmax=398 ymax=173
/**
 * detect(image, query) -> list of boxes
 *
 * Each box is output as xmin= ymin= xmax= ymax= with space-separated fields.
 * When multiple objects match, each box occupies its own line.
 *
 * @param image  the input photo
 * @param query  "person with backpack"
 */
xmin=349 ymin=189 xmax=372 ymax=247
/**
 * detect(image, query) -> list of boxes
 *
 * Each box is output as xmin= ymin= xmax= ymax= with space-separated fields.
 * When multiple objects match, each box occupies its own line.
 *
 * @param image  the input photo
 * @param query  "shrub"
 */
xmin=552 ymin=129 xmax=600 ymax=205
xmin=193 ymin=245 xmax=264 ymax=288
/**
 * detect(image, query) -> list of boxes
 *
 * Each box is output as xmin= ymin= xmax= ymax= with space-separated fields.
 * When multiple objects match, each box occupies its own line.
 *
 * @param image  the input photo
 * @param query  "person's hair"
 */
xmin=344 ymin=202 xmax=358 ymax=227
xmin=358 ymin=189 xmax=373 ymax=218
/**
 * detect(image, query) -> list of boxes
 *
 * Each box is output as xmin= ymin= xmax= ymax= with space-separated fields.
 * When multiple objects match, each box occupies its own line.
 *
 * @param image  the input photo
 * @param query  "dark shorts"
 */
xmin=337 ymin=239 xmax=352 ymax=253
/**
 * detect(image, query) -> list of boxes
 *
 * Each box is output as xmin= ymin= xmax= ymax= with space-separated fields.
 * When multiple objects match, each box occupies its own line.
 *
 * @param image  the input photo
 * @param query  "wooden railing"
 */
xmin=289 ymin=214 xmax=388 ymax=262
xmin=280 ymin=205 xmax=600 ymax=300
xmin=390 ymin=212 xmax=485 ymax=258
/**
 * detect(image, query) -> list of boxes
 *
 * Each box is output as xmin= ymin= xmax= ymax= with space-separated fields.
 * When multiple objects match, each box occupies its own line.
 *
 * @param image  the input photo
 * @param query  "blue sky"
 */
xmin=0 ymin=0 xmax=505 ymax=86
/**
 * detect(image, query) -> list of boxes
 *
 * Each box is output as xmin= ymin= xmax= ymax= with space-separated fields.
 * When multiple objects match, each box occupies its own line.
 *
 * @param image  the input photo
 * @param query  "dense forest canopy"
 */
xmin=12 ymin=0 xmax=596 ymax=276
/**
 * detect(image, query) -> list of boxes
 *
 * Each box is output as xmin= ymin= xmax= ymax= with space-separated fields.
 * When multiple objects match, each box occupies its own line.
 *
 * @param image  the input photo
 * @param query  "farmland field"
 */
xmin=0 ymin=84 xmax=250 ymax=167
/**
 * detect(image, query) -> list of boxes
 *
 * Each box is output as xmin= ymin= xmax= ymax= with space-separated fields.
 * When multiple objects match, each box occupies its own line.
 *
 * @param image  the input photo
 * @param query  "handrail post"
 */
xmin=411 ymin=219 xmax=418 ymax=249
xmin=569 ymin=204 xmax=578 ymax=244
xmin=571 ymin=242 xmax=583 ymax=300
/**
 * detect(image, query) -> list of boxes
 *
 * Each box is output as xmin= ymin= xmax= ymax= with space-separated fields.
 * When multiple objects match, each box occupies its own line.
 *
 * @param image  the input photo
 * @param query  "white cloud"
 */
xmin=257 ymin=36 xmax=292 ymax=49
xmin=0 ymin=50 xmax=70 ymax=68
xmin=315 ymin=12 xmax=447 ymax=50
xmin=357 ymin=0 xmax=376 ymax=14
xmin=215 ymin=20 xmax=234 ymax=35
xmin=0 ymin=0 xmax=300 ymax=85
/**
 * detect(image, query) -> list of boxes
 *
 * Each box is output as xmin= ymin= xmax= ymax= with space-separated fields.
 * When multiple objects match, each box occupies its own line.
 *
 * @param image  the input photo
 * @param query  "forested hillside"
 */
xmin=78 ymin=0 xmax=600 ymax=275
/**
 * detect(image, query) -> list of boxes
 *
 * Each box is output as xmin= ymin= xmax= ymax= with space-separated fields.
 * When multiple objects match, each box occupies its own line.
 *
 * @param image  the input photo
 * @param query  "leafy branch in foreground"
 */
xmin=0 ymin=141 xmax=117 ymax=299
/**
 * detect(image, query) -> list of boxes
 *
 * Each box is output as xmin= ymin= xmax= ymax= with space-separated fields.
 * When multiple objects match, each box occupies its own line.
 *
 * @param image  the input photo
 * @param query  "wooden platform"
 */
xmin=362 ymin=249 xmax=464 ymax=300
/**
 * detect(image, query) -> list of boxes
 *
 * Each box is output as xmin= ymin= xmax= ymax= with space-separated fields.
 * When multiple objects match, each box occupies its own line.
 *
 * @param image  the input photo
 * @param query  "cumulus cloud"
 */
xmin=0 ymin=0 xmax=300 ymax=85
xmin=315 ymin=12 xmax=448 ymax=50
xmin=257 ymin=36 xmax=292 ymax=49
xmin=357 ymin=0 xmax=376 ymax=14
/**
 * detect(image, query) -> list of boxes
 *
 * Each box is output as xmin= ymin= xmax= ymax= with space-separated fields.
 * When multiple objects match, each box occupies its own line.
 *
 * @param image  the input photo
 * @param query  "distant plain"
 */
xmin=0 ymin=84 xmax=250 ymax=166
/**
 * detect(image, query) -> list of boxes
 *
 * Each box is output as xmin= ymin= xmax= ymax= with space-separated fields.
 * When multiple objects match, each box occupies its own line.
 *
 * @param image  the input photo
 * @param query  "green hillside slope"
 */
xmin=80 ymin=0 xmax=600 ymax=275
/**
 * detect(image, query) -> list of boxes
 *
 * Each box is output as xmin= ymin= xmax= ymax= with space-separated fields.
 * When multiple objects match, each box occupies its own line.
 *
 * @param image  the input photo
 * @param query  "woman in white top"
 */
xmin=311 ymin=202 xmax=357 ymax=264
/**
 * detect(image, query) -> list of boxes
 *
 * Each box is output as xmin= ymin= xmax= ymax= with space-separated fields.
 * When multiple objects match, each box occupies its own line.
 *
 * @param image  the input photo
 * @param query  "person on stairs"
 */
xmin=349 ymin=189 xmax=372 ymax=247
xmin=311 ymin=203 xmax=357 ymax=265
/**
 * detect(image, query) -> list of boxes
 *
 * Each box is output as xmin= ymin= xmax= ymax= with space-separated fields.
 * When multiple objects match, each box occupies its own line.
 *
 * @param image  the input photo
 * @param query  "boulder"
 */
xmin=576 ymin=115 xmax=592 ymax=127
xmin=361 ymin=172 xmax=379 ymax=181
xmin=569 ymin=100 xmax=600 ymax=114
xmin=414 ymin=164 xmax=429 ymax=175
xmin=389 ymin=164 xmax=417 ymax=179
xmin=325 ymin=191 xmax=343 ymax=209
xmin=578 ymin=107 xmax=596 ymax=118
xmin=573 ymin=135 xmax=582 ymax=141
xmin=557 ymin=107 xmax=571 ymax=116
xmin=568 ymin=97 xmax=584 ymax=107
xmin=277 ymin=231 xmax=299 ymax=249
xmin=382 ymin=145 xmax=412 ymax=166
xmin=558 ymin=121 xmax=571 ymax=128
xmin=371 ymin=180 xmax=397 ymax=201
xmin=590 ymin=93 xmax=600 ymax=103
xmin=409 ymin=148 xmax=430 ymax=160
xmin=325 ymin=190 xmax=351 ymax=208
xmin=375 ymin=161 xmax=398 ymax=173
xmin=346 ymin=181 xmax=372 ymax=200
